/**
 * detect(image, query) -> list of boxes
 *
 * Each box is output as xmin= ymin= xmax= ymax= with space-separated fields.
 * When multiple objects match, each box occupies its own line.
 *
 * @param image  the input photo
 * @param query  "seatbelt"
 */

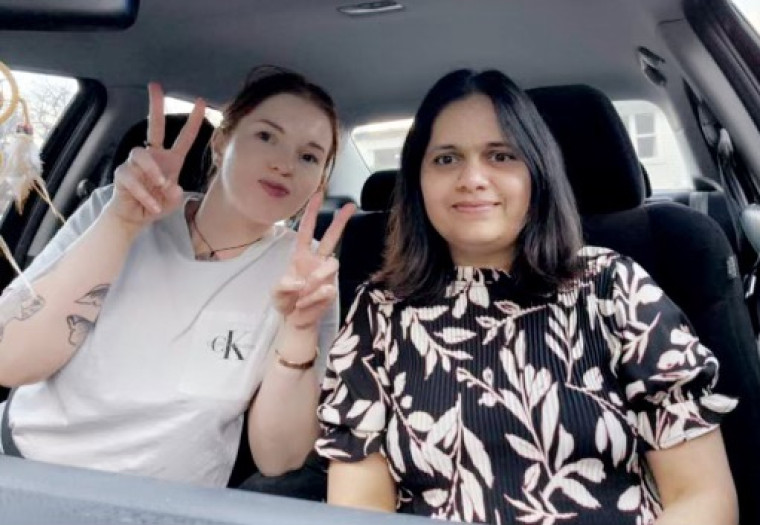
xmin=0 ymin=390 xmax=22 ymax=457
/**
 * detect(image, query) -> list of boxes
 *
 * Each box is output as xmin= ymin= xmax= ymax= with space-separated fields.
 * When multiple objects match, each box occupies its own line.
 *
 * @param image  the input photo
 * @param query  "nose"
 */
xmin=456 ymin=159 xmax=488 ymax=191
xmin=269 ymin=148 xmax=294 ymax=177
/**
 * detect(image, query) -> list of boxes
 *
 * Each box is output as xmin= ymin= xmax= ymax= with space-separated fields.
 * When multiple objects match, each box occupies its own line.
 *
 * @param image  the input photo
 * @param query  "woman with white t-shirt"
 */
xmin=0 ymin=65 xmax=354 ymax=487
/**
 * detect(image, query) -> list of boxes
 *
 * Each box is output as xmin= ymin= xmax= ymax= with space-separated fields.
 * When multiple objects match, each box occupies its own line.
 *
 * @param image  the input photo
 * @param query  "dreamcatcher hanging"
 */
xmin=0 ymin=60 xmax=64 ymax=291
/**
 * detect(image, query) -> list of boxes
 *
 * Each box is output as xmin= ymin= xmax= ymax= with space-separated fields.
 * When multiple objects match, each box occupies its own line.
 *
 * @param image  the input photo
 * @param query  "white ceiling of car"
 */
xmin=2 ymin=0 xmax=685 ymax=121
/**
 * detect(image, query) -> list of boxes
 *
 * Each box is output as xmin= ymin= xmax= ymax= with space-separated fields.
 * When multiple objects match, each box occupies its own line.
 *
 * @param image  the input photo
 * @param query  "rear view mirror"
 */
xmin=0 ymin=0 xmax=139 ymax=31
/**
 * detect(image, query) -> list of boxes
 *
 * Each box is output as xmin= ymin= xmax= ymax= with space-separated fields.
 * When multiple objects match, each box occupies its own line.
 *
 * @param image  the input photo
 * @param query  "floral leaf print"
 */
xmin=540 ymin=384 xmax=560 ymax=453
xmin=554 ymin=425 xmax=575 ymax=471
xmin=505 ymin=434 xmax=544 ymax=462
xmin=425 ymin=350 xmax=439 ymax=378
xmin=427 ymin=406 xmax=459 ymax=446
xmin=595 ymin=417 xmax=608 ymax=454
xmin=525 ymin=366 xmax=552 ymax=410
xmin=416 ymin=306 xmax=449 ymax=321
xmin=410 ymin=440 xmax=434 ymax=476
xmin=387 ymin=416 xmax=406 ymax=474
xmin=460 ymin=466 xmax=487 ymax=522
xmin=393 ymin=372 xmax=407 ymax=396
xmin=523 ymin=463 xmax=541 ymax=493
xmin=435 ymin=327 xmax=477 ymax=345
xmin=408 ymin=411 xmax=435 ymax=433
xmin=423 ymin=489 xmax=448 ymax=508
xmin=501 ymin=389 xmax=532 ymax=428
xmin=463 ymin=427 xmax=495 ymax=486
xmin=617 ymin=486 xmax=641 ymax=512
xmin=424 ymin=442 xmax=454 ymax=478
xmin=500 ymin=338 xmax=522 ymax=390
xmin=453 ymin=292 xmax=468 ymax=319
xmin=468 ymin=284 xmax=490 ymax=309
xmin=557 ymin=478 xmax=601 ymax=509
xmin=603 ymin=411 xmax=627 ymax=466
xmin=346 ymin=400 xmax=372 ymax=419
xmin=582 ymin=367 xmax=604 ymax=391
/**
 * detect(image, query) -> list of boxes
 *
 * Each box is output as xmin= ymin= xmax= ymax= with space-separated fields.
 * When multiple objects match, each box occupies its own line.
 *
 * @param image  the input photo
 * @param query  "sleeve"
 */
xmin=315 ymin=285 xmax=390 ymax=463
xmin=6 ymin=185 xmax=114 ymax=290
xmin=607 ymin=256 xmax=737 ymax=451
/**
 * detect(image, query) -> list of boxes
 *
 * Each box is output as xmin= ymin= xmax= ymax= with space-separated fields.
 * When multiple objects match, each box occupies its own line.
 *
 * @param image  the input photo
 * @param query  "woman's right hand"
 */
xmin=105 ymin=83 xmax=206 ymax=234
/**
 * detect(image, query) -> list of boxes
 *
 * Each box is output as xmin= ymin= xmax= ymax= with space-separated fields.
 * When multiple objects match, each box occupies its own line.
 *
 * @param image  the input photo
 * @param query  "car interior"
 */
xmin=1 ymin=0 xmax=760 ymax=523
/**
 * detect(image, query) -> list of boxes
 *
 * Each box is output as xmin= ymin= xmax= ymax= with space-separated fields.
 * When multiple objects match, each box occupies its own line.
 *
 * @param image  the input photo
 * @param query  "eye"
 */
xmin=433 ymin=154 xmax=457 ymax=166
xmin=301 ymin=152 xmax=320 ymax=165
xmin=256 ymin=130 xmax=273 ymax=142
xmin=490 ymin=151 xmax=518 ymax=163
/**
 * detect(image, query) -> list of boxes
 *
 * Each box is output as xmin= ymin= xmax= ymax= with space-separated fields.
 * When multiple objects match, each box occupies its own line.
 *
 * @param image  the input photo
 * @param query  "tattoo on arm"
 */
xmin=0 ymin=287 xmax=46 ymax=341
xmin=75 ymin=284 xmax=110 ymax=308
xmin=67 ymin=315 xmax=96 ymax=347
xmin=66 ymin=284 xmax=110 ymax=348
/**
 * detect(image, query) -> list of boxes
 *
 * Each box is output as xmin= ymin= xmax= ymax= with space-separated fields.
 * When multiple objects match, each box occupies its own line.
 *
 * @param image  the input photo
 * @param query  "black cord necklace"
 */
xmin=191 ymin=210 xmax=261 ymax=261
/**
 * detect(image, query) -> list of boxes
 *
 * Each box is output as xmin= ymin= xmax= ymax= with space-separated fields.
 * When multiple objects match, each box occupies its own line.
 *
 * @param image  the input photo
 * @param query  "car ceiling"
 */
xmin=1 ymin=0 xmax=686 ymax=123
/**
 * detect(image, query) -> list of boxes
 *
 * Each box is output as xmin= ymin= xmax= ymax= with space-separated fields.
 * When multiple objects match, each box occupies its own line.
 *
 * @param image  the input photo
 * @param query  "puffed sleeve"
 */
xmin=315 ymin=285 xmax=391 ymax=462
xmin=607 ymin=256 xmax=737 ymax=451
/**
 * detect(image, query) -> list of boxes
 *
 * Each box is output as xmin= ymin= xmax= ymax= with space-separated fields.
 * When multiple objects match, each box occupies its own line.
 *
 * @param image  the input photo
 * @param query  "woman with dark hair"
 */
xmin=0 ymin=66 xmax=355 ymax=487
xmin=316 ymin=69 xmax=737 ymax=524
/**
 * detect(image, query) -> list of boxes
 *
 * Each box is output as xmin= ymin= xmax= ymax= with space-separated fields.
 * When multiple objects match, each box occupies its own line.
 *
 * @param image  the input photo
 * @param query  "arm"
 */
xmin=328 ymin=454 xmax=396 ymax=512
xmin=649 ymin=428 xmax=737 ymax=525
xmin=247 ymin=194 xmax=354 ymax=476
xmin=247 ymin=321 xmax=322 ymax=476
xmin=0 ymin=84 xmax=204 ymax=387
xmin=0 ymin=211 xmax=140 ymax=387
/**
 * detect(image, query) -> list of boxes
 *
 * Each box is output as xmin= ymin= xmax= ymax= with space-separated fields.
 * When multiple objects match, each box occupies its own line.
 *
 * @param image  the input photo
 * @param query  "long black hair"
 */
xmin=376 ymin=69 xmax=583 ymax=301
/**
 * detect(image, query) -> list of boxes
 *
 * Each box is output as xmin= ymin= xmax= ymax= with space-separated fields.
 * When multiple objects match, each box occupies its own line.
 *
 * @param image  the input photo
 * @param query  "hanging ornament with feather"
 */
xmin=0 ymin=60 xmax=65 ymax=292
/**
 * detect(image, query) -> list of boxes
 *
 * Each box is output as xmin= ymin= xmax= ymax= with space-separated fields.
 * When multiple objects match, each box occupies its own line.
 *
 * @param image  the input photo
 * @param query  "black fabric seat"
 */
xmin=528 ymin=84 xmax=760 ymax=524
xmin=338 ymin=85 xmax=760 ymax=522
xmin=314 ymin=195 xmax=357 ymax=241
xmin=104 ymin=113 xmax=216 ymax=192
xmin=338 ymin=170 xmax=394 ymax=321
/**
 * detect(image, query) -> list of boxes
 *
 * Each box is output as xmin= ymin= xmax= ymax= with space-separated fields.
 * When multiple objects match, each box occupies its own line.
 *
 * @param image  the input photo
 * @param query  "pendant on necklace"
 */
xmin=196 ymin=251 xmax=217 ymax=261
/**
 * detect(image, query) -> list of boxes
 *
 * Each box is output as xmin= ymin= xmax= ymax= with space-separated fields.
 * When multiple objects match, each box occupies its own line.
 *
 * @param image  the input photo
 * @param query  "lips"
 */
xmin=452 ymin=200 xmax=498 ymax=213
xmin=259 ymin=179 xmax=290 ymax=198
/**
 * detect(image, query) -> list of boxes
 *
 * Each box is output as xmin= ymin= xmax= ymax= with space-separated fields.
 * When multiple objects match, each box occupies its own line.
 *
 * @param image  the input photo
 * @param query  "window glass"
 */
xmin=1 ymin=70 xmax=78 ymax=146
xmin=730 ymin=0 xmax=760 ymax=36
xmin=350 ymin=100 xmax=693 ymax=192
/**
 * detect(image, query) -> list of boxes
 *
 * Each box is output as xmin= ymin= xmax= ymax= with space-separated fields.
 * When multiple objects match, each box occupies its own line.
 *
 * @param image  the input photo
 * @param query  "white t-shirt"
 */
xmin=3 ymin=186 xmax=337 ymax=486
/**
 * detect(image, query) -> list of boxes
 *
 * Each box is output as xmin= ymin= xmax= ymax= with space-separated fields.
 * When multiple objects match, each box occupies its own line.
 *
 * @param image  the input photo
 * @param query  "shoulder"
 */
xmin=576 ymin=245 xmax=629 ymax=276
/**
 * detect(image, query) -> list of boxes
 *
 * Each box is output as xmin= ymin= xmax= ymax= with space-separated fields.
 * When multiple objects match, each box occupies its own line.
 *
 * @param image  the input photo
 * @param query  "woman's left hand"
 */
xmin=273 ymin=193 xmax=356 ymax=330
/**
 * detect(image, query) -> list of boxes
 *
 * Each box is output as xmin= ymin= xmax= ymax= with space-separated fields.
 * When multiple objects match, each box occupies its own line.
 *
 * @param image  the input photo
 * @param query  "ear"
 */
xmin=210 ymin=130 xmax=228 ymax=167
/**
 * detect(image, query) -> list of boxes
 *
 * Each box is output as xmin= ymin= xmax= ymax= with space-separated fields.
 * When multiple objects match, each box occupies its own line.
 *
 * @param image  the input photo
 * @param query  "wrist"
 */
xmin=275 ymin=320 xmax=319 ymax=362
xmin=100 ymin=206 xmax=143 ymax=242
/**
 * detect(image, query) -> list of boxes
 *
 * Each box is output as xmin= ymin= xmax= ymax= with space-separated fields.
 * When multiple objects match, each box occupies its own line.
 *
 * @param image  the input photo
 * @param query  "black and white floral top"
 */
xmin=316 ymin=247 xmax=736 ymax=524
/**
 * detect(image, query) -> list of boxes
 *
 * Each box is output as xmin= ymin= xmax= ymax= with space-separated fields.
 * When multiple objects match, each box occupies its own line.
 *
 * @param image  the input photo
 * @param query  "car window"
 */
xmin=730 ymin=0 xmax=760 ymax=36
xmin=612 ymin=100 xmax=692 ymax=191
xmin=165 ymin=96 xmax=222 ymax=127
xmin=1 ymin=70 xmax=78 ymax=146
xmin=351 ymin=100 xmax=693 ymax=192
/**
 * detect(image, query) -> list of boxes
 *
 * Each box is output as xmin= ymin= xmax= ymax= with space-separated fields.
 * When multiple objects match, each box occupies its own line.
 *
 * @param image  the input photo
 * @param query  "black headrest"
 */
xmin=527 ymin=85 xmax=645 ymax=215
xmin=321 ymin=195 xmax=357 ymax=212
xmin=107 ymin=114 xmax=216 ymax=193
xmin=361 ymin=170 xmax=397 ymax=211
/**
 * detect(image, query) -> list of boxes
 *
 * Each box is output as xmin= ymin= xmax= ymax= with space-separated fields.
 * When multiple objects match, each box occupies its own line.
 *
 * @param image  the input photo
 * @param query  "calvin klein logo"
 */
xmin=209 ymin=330 xmax=255 ymax=361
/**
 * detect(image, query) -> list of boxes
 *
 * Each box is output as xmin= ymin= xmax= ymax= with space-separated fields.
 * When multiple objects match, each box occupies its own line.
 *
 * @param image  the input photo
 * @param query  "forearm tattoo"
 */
xmin=66 ymin=284 xmax=110 ymax=348
xmin=0 ymin=286 xmax=46 ymax=341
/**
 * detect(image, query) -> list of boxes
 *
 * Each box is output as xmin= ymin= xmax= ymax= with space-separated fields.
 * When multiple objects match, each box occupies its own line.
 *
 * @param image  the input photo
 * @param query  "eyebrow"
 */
xmin=258 ymin=118 xmax=327 ymax=154
xmin=428 ymin=141 xmax=515 ymax=153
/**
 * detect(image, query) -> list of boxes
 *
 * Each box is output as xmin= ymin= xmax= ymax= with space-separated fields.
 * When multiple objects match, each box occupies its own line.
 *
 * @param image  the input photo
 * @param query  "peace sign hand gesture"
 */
xmin=105 ymin=83 xmax=206 ymax=233
xmin=273 ymin=193 xmax=356 ymax=331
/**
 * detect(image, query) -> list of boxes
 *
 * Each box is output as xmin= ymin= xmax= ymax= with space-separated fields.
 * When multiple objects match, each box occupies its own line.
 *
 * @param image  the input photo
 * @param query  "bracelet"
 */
xmin=275 ymin=348 xmax=318 ymax=370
